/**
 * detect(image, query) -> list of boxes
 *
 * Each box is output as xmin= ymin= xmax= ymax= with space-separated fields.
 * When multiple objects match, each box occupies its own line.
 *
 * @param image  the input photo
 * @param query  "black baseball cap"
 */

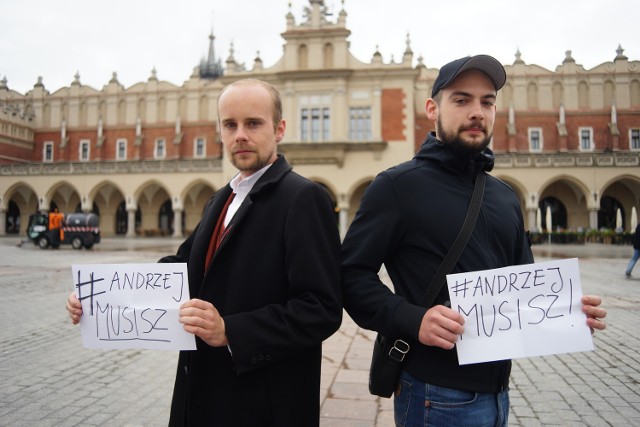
xmin=431 ymin=55 xmax=506 ymax=97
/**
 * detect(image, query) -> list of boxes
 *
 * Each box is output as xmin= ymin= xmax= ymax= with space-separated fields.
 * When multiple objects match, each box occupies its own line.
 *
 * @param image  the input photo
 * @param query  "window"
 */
xmin=528 ymin=128 xmax=543 ymax=152
xmin=116 ymin=139 xmax=127 ymax=160
xmin=43 ymin=141 xmax=54 ymax=162
xmin=630 ymin=129 xmax=640 ymax=151
xmin=301 ymin=107 xmax=330 ymax=142
xmin=194 ymin=137 xmax=206 ymax=158
xmin=299 ymin=95 xmax=331 ymax=142
xmin=349 ymin=107 xmax=372 ymax=141
xmin=79 ymin=139 xmax=90 ymax=161
xmin=155 ymin=138 xmax=166 ymax=159
xmin=578 ymin=127 xmax=593 ymax=151
xmin=311 ymin=108 xmax=321 ymax=141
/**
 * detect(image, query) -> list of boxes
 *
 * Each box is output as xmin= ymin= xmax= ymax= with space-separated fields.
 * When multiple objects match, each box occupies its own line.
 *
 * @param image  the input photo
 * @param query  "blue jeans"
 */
xmin=394 ymin=371 xmax=509 ymax=427
xmin=626 ymin=249 xmax=640 ymax=275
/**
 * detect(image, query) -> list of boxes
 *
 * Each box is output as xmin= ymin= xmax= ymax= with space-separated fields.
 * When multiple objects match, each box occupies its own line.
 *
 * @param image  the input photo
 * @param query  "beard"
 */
xmin=228 ymin=145 xmax=276 ymax=176
xmin=437 ymin=120 xmax=492 ymax=158
xmin=230 ymin=153 xmax=269 ymax=174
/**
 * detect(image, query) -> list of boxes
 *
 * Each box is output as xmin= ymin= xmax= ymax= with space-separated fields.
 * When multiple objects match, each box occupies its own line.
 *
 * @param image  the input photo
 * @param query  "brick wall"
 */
xmin=381 ymin=88 xmax=405 ymax=142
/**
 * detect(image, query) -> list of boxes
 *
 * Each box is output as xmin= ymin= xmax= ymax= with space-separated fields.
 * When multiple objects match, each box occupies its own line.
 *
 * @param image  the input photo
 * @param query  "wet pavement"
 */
xmin=0 ymin=236 xmax=639 ymax=426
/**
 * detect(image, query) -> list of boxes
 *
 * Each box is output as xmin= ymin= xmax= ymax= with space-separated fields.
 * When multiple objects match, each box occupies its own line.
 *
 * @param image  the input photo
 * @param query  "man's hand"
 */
xmin=417 ymin=305 xmax=465 ymax=350
xmin=179 ymin=299 xmax=229 ymax=347
xmin=582 ymin=295 xmax=607 ymax=334
xmin=66 ymin=292 xmax=83 ymax=324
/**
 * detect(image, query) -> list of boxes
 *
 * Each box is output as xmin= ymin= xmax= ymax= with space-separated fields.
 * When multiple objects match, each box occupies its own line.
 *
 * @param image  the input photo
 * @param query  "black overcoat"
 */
xmin=161 ymin=156 xmax=342 ymax=426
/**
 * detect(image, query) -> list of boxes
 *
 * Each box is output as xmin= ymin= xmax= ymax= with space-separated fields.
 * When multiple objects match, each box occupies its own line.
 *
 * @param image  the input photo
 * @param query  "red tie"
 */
xmin=204 ymin=192 xmax=235 ymax=271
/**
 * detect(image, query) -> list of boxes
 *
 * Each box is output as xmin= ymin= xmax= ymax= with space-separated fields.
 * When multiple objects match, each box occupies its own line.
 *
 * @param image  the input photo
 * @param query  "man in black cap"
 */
xmin=341 ymin=55 xmax=607 ymax=426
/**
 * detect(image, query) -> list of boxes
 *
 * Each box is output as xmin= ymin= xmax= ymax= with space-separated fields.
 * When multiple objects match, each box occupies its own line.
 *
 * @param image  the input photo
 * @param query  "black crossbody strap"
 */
xmin=419 ymin=172 xmax=486 ymax=308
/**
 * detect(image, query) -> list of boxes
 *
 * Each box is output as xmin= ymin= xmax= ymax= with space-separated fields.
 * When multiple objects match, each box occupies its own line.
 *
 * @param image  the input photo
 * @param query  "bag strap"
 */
xmin=418 ymin=172 xmax=486 ymax=308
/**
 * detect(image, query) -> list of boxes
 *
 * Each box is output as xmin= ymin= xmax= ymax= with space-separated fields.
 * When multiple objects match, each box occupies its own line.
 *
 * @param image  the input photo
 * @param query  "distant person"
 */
xmin=341 ymin=55 xmax=607 ymax=426
xmin=67 ymin=79 xmax=342 ymax=426
xmin=625 ymin=223 xmax=640 ymax=278
xmin=49 ymin=208 xmax=65 ymax=244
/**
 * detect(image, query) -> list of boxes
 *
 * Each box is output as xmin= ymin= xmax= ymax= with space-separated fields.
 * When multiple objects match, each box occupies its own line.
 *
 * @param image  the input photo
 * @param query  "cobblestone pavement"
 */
xmin=0 ymin=236 xmax=638 ymax=426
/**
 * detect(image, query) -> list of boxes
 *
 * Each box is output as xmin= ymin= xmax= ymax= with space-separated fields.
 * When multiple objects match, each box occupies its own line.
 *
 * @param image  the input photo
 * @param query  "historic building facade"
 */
xmin=1 ymin=0 xmax=639 ymax=240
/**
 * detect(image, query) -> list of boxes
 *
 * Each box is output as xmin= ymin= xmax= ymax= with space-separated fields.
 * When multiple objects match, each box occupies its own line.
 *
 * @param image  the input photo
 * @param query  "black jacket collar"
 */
xmin=414 ymin=132 xmax=495 ymax=175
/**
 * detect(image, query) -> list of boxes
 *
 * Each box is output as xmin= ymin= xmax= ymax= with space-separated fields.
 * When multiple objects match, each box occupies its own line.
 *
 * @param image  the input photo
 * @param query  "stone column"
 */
xmin=589 ymin=209 xmax=599 ymax=230
xmin=172 ymin=208 xmax=183 ymax=238
xmin=339 ymin=206 xmax=348 ymax=241
xmin=527 ymin=208 xmax=537 ymax=233
xmin=0 ymin=210 xmax=6 ymax=236
xmin=126 ymin=209 xmax=137 ymax=237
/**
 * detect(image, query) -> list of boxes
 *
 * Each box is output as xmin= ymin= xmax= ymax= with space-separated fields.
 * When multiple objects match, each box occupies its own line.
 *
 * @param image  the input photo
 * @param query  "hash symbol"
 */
xmin=75 ymin=271 xmax=106 ymax=316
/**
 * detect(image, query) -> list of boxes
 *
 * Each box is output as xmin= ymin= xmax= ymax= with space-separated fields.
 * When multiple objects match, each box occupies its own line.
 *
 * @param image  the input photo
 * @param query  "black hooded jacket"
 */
xmin=342 ymin=132 xmax=534 ymax=393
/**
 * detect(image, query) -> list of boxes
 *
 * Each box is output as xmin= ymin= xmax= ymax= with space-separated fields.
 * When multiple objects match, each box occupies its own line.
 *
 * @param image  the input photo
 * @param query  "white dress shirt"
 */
xmin=224 ymin=163 xmax=272 ymax=227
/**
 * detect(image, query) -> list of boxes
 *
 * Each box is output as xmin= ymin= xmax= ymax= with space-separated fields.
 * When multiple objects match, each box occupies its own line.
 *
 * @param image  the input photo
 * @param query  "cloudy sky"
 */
xmin=1 ymin=0 xmax=637 ymax=94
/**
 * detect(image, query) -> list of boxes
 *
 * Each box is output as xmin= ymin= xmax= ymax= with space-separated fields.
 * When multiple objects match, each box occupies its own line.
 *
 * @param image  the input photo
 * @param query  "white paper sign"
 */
xmin=446 ymin=258 xmax=593 ymax=365
xmin=71 ymin=263 xmax=196 ymax=351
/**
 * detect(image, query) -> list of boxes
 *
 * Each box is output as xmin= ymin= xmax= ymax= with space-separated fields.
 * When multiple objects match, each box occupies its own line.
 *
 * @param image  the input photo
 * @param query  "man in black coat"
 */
xmin=341 ymin=55 xmax=607 ymax=426
xmin=68 ymin=79 xmax=342 ymax=426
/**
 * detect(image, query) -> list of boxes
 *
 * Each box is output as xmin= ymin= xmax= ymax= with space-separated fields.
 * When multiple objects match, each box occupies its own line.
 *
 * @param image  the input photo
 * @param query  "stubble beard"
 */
xmin=229 ymin=147 xmax=276 ymax=176
xmin=437 ymin=120 xmax=492 ymax=158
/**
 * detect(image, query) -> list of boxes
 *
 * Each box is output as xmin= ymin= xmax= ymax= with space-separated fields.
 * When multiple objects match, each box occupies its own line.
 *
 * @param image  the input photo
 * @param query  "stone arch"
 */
xmin=45 ymin=180 xmax=81 ymax=214
xmin=180 ymin=180 xmax=216 ymax=234
xmin=134 ymin=180 xmax=172 ymax=235
xmin=89 ymin=180 xmax=127 ymax=236
xmin=538 ymin=176 xmax=591 ymax=230
xmin=3 ymin=181 xmax=39 ymax=234
xmin=599 ymin=174 xmax=640 ymax=230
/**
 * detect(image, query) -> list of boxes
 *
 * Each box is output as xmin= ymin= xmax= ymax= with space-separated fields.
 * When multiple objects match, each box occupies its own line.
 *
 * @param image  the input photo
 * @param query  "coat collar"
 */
xmin=209 ymin=154 xmax=292 ymax=257
xmin=414 ymin=132 xmax=495 ymax=175
xmin=245 ymin=154 xmax=293 ymax=198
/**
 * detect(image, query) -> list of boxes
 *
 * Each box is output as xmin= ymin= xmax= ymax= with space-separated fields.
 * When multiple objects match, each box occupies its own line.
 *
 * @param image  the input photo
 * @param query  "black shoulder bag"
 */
xmin=368 ymin=172 xmax=486 ymax=398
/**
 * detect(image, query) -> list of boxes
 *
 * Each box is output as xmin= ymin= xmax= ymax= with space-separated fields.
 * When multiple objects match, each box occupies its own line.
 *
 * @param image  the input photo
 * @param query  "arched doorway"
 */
xmin=599 ymin=196 xmax=624 ymax=230
xmin=6 ymin=200 xmax=20 ymax=234
xmin=539 ymin=197 xmax=567 ymax=231
xmin=159 ymin=200 xmax=174 ymax=235
xmin=116 ymin=201 xmax=128 ymax=235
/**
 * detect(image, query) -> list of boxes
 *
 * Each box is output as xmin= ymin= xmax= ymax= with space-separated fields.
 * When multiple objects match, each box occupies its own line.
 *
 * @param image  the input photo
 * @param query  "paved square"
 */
xmin=1 ymin=237 xmax=638 ymax=426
